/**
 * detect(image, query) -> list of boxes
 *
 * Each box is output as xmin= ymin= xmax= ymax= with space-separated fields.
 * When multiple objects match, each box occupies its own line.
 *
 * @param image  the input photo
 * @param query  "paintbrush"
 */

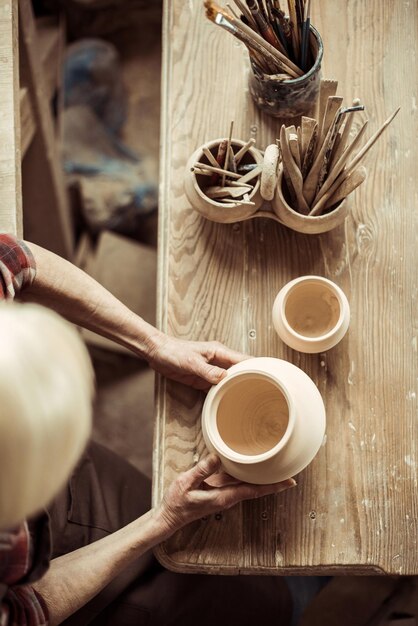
xmin=286 ymin=0 xmax=300 ymax=61
xmin=246 ymin=0 xmax=282 ymax=49
xmin=300 ymin=0 xmax=311 ymax=71
xmin=204 ymin=1 xmax=302 ymax=76
xmin=233 ymin=0 xmax=258 ymax=29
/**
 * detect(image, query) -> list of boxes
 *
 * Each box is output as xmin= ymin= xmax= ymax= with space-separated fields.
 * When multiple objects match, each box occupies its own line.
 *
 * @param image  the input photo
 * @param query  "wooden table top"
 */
xmin=153 ymin=0 xmax=418 ymax=575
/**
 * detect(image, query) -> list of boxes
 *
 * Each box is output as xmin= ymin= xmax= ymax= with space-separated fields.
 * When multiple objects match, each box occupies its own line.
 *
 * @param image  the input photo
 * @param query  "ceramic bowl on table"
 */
xmin=201 ymin=357 xmax=326 ymax=484
xmin=272 ymin=275 xmax=350 ymax=353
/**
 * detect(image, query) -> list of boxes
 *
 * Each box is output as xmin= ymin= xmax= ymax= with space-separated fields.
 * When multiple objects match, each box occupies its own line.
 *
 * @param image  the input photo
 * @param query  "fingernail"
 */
xmin=285 ymin=478 xmax=297 ymax=488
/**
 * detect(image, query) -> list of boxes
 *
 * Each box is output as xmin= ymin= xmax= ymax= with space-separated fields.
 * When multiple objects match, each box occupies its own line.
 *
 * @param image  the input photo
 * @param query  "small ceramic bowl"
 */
xmin=184 ymin=138 xmax=263 ymax=223
xmin=272 ymin=275 xmax=350 ymax=353
xmin=271 ymin=167 xmax=349 ymax=234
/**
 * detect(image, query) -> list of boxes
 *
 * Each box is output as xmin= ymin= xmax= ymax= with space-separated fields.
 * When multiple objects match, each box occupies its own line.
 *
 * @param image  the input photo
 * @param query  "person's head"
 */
xmin=0 ymin=302 xmax=94 ymax=529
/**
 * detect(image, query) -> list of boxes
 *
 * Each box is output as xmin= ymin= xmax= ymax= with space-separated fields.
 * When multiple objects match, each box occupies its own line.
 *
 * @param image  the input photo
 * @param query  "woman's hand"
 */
xmin=156 ymin=455 xmax=296 ymax=535
xmin=146 ymin=335 xmax=248 ymax=390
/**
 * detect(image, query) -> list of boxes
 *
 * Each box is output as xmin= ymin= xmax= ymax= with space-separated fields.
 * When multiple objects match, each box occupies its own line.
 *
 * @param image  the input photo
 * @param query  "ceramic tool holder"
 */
xmin=184 ymin=138 xmax=263 ymax=223
xmin=272 ymin=166 xmax=349 ymax=233
xmin=249 ymin=26 xmax=323 ymax=119
xmin=185 ymin=140 xmax=348 ymax=234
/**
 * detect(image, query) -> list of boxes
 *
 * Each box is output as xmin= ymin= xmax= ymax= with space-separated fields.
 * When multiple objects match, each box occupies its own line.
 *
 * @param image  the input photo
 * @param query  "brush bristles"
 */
xmin=204 ymin=0 xmax=232 ymax=22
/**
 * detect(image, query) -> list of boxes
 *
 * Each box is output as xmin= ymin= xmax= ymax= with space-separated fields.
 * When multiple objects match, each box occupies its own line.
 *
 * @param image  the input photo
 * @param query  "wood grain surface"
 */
xmin=0 ymin=0 xmax=22 ymax=236
xmin=153 ymin=0 xmax=418 ymax=574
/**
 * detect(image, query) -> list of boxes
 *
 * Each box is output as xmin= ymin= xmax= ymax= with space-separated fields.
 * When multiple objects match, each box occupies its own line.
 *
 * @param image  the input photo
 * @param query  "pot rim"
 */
xmin=204 ymin=369 xmax=296 ymax=464
xmin=279 ymin=275 xmax=347 ymax=344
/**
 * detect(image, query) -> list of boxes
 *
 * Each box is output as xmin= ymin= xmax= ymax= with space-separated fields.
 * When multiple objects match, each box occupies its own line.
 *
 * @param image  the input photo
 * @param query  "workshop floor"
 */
xmin=88 ymin=4 xmax=417 ymax=624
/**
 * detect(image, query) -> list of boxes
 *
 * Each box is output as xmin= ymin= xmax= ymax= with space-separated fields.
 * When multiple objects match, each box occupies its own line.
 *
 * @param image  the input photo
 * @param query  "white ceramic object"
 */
xmin=201 ymin=357 xmax=326 ymax=484
xmin=272 ymin=275 xmax=350 ymax=353
xmin=184 ymin=138 xmax=263 ymax=223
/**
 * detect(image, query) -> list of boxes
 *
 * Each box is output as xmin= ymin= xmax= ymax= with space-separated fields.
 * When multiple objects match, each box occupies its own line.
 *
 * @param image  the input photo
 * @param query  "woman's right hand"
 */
xmin=156 ymin=454 xmax=296 ymax=535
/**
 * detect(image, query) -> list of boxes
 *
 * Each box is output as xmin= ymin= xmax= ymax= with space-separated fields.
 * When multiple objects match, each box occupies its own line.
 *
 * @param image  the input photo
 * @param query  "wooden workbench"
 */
xmin=153 ymin=0 xmax=418 ymax=575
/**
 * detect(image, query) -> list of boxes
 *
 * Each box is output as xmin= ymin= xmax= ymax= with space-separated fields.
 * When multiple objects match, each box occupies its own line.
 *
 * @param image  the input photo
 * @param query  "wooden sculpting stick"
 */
xmin=316 ymin=105 xmax=347 ymax=190
xmin=328 ymin=99 xmax=362 ymax=170
xmin=303 ymin=120 xmax=343 ymax=206
xmin=323 ymin=166 xmax=367 ymax=209
xmin=222 ymin=120 xmax=234 ymax=185
xmin=193 ymin=162 xmax=242 ymax=178
xmin=300 ymin=117 xmax=317 ymax=165
xmin=315 ymin=79 xmax=338 ymax=128
xmin=280 ymin=124 xmax=310 ymax=214
xmin=202 ymin=147 xmax=221 ymax=168
xmin=312 ymin=119 xmax=369 ymax=205
xmin=301 ymin=118 xmax=318 ymax=178
xmin=319 ymin=97 xmax=344 ymax=144
xmin=286 ymin=125 xmax=301 ymax=170
xmin=235 ymin=138 xmax=256 ymax=164
xmin=310 ymin=108 xmax=400 ymax=215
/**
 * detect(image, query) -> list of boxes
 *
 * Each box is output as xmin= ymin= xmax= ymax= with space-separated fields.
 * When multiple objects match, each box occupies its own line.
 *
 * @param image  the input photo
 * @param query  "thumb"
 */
xmin=187 ymin=454 xmax=221 ymax=489
xmin=199 ymin=363 xmax=227 ymax=385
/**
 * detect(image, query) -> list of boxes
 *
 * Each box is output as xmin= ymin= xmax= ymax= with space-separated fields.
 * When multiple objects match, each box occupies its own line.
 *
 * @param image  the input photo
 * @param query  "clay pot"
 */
xmin=201 ymin=357 xmax=326 ymax=484
xmin=272 ymin=275 xmax=350 ymax=353
xmin=272 ymin=167 xmax=349 ymax=234
xmin=184 ymin=138 xmax=263 ymax=223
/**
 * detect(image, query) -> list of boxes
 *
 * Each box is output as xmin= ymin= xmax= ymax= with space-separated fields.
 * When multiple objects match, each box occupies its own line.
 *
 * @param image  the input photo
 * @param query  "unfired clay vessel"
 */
xmin=272 ymin=167 xmax=349 ymax=234
xmin=201 ymin=357 xmax=326 ymax=484
xmin=272 ymin=275 xmax=350 ymax=353
xmin=184 ymin=138 xmax=263 ymax=223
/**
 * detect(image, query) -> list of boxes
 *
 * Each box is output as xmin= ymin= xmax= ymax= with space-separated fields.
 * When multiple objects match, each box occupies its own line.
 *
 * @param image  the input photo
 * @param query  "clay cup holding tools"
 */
xmin=249 ymin=26 xmax=323 ymax=119
xmin=272 ymin=275 xmax=350 ymax=353
xmin=201 ymin=357 xmax=326 ymax=484
xmin=272 ymin=167 xmax=349 ymax=234
xmin=184 ymin=138 xmax=263 ymax=223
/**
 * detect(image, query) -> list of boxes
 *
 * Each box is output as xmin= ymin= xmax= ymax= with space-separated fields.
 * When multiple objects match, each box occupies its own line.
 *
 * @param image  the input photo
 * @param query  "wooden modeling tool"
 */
xmin=194 ymin=162 xmax=242 ymax=179
xmin=287 ymin=126 xmax=301 ymax=170
xmin=323 ymin=166 xmax=367 ymax=209
xmin=315 ymin=79 xmax=338 ymax=128
xmin=328 ymin=99 xmax=363 ymax=169
xmin=310 ymin=108 xmax=400 ymax=216
xmin=222 ymin=120 xmax=235 ymax=185
xmin=235 ymin=137 xmax=256 ymax=163
xmin=311 ymin=119 xmax=369 ymax=206
xmin=280 ymin=124 xmax=310 ymax=214
xmin=300 ymin=116 xmax=317 ymax=175
xmin=318 ymin=96 xmax=344 ymax=149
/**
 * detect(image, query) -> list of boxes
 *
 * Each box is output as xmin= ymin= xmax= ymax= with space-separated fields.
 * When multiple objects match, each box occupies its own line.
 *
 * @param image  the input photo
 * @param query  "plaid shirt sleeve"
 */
xmin=0 ymin=234 xmax=36 ymax=301
xmin=0 ymin=523 xmax=49 ymax=626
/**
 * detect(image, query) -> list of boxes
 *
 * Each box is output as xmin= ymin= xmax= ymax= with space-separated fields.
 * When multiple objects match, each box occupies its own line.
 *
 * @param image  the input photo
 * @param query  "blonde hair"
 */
xmin=0 ymin=302 xmax=94 ymax=529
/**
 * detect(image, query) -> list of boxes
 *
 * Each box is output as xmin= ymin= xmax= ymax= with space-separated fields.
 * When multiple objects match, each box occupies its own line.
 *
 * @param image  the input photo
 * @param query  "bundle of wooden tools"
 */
xmin=191 ymin=122 xmax=262 ymax=205
xmin=278 ymin=87 xmax=400 ymax=216
xmin=204 ymin=0 xmax=314 ymax=78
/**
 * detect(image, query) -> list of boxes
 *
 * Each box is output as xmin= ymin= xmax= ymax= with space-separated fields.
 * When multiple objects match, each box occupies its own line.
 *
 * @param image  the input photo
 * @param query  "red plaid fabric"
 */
xmin=0 ymin=234 xmax=36 ymax=300
xmin=0 ymin=235 xmax=49 ymax=625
